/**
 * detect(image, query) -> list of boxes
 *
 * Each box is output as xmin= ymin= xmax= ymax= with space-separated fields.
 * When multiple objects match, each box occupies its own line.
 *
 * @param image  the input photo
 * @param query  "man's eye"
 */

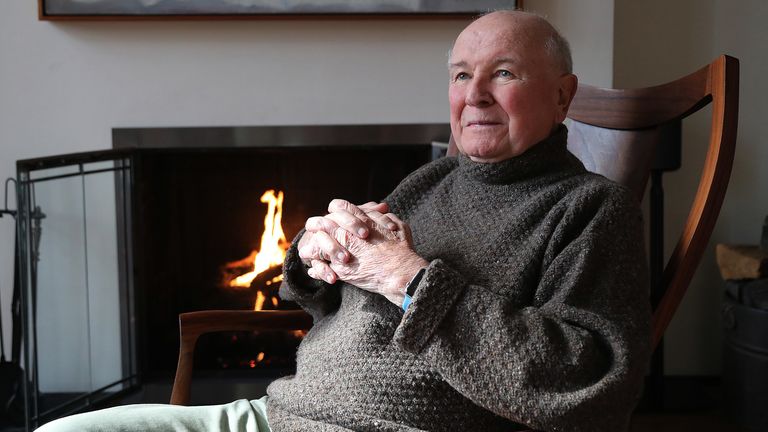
xmin=454 ymin=72 xmax=470 ymax=81
xmin=495 ymin=70 xmax=514 ymax=78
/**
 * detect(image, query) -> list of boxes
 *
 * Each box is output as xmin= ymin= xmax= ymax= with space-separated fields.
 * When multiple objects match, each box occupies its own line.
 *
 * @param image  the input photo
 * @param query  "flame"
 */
xmin=248 ymin=353 xmax=266 ymax=369
xmin=254 ymin=291 xmax=266 ymax=311
xmin=229 ymin=190 xmax=289 ymax=289
xmin=253 ymin=292 xmax=280 ymax=311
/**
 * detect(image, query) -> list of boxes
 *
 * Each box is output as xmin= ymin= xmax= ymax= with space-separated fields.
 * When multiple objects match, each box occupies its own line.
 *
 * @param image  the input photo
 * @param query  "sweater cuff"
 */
xmin=393 ymin=259 xmax=467 ymax=354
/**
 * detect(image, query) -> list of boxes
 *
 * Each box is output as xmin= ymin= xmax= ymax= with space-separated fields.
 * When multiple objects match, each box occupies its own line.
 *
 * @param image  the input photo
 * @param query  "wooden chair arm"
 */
xmin=170 ymin=309 xmax=313 ymax=405
xmin=651 ymin=55 xmax=739 ymax=348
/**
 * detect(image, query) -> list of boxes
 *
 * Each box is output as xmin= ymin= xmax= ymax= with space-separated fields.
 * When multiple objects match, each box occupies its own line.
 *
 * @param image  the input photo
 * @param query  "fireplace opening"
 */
xmin=130 ymin=144 xmax=435 ymax=378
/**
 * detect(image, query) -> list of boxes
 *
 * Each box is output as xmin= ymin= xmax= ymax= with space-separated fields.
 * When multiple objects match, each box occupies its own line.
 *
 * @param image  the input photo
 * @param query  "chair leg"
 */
xmin=169 ymin=310 xmax=313 ymax=405
xmin=170 ymin=332 xmax=199 ymax=405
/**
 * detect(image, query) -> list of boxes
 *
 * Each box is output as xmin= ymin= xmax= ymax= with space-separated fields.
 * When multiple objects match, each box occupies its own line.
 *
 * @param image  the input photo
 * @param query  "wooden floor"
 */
xmin=630 ymin=411 xmax=741 ymax=432
xmin=625 ymin=376 xmax=753 ymax=431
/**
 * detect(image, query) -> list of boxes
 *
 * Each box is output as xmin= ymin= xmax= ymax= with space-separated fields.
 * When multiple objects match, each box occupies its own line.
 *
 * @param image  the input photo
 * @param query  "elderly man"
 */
xmin=39 ymin=10 xmax=650 ymax=432
xmin=272 ymin=10 xmax=650 ymax=432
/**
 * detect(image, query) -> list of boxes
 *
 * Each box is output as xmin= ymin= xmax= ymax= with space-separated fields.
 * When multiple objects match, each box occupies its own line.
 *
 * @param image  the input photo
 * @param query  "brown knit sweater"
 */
xmin=268 ymin=126 xmax=651 ymax=432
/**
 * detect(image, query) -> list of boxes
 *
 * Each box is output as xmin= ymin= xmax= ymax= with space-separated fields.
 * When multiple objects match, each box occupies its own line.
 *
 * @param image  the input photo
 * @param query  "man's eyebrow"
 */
xmin=447 ymin=58 xmax=517 ymax=69
xmin=492 ymin=57 xmax=517 ymax=65
xmin=448 ymin=60 xmax=468 ymax=69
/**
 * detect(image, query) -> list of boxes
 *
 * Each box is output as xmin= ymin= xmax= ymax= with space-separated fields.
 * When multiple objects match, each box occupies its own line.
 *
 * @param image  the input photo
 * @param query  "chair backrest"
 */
xmin=448 ymin=55 xmax=739 ymax=349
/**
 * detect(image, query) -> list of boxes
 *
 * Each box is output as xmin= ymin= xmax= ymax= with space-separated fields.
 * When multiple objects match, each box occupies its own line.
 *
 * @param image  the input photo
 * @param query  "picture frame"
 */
xmin=39 ymin=0 xmax=520 ymax=21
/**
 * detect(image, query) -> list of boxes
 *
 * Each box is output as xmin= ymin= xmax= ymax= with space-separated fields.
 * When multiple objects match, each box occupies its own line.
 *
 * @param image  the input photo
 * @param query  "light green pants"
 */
xmin=35 ymin=397 xmax=270 ymax=432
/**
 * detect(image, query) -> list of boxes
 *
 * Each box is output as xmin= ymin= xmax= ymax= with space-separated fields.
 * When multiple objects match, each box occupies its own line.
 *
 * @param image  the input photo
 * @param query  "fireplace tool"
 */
xmin=0 ymin=178 xmax=23 ymax=428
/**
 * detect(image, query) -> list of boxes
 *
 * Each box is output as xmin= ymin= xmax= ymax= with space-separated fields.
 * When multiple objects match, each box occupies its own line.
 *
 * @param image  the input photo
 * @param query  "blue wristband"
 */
xmin=401 ymin=267 xmax=426 ymax=311
xmin=402 ymin=294 xmax=413 ymax=311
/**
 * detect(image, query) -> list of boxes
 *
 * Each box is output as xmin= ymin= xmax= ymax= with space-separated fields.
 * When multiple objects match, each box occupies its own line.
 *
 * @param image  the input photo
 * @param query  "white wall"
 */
xmin=0 ymin=0 xmax=615 ymax=389
xmin=526 ymin=0 xmax=614 ymax=87
xmin=712 ymin=1 xmax=768 ymax=241
xmin=614 ymin=0 xmax=768 ymax=375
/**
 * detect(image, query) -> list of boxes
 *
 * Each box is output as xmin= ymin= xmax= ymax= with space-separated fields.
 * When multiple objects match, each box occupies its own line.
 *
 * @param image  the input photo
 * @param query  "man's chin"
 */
xmin=467 ymin=154 xmax=505 ymax=163
xmin=460 ymin=142 xmax=508 ymax=163
xmin=464 ymin=148 xmax=508 ymax=163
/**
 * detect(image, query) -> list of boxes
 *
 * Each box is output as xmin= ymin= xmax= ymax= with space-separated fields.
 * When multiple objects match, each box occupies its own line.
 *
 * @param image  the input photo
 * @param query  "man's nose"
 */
xmin=465 ymin=79 xmax=493 ymax=107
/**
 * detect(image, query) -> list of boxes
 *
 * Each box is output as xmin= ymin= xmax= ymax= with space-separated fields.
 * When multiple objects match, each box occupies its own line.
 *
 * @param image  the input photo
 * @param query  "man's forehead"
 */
xmin=456 ymin=23 xmax=522 ymax=45
xmin=449 ymin=12 xmax=552 ymax=65
xmin=451 ymin=16 xmax=543 ymax=57
xmin=449 ymin=28 xmax=529 ymax=65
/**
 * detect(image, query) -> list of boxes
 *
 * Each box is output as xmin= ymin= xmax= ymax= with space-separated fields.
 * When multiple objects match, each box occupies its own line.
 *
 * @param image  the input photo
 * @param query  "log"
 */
xmin=716 ymin=244 xmax=768 ymax=280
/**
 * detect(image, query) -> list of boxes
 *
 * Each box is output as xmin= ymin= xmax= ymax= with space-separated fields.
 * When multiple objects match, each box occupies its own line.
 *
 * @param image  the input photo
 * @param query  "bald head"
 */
xmin=455 ymin=11 xmax=572 ymax=75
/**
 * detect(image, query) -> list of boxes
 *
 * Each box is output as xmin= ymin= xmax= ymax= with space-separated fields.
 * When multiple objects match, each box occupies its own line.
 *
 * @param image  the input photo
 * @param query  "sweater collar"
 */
xmin=456 ymin=124 xmax=578 ymax=185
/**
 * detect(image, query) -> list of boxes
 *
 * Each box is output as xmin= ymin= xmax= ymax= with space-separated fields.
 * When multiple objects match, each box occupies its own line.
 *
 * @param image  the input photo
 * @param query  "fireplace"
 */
xmin=128 ymin=143 xmax=435 ymax=376
xmin=17 ymin=124 xmax=448 ymax=425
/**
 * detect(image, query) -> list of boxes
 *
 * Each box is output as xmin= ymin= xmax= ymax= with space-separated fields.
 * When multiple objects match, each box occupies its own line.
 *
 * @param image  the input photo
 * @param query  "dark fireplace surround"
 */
xmin=114 ymin=124 xmax=449 ymax=380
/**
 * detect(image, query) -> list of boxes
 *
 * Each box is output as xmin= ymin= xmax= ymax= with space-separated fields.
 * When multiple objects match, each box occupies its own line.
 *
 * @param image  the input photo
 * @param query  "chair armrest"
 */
xmin=170 ymin=310 xmax=313 ymax=405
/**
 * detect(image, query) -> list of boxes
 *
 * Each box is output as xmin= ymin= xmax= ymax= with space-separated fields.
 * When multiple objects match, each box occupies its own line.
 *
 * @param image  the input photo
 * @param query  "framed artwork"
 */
xmin=39 ymin=0 xmax=520 ymax=20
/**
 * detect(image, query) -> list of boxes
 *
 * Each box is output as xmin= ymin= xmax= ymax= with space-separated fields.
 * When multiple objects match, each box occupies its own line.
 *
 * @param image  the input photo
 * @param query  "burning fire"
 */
xmin=218 ymin=190 xmax=304 ymax=369
xmin=225 ymin=189 xmax=290 ymax=309
xmin=252 ymin=290 xmax=281 ymax=311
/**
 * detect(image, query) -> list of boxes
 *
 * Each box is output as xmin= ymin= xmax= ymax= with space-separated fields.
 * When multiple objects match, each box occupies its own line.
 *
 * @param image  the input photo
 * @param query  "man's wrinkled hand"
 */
xmin=326 ymin=213 xmax=428 ymax=306
xmin=298 ymin=200 xmax=398 ymax=284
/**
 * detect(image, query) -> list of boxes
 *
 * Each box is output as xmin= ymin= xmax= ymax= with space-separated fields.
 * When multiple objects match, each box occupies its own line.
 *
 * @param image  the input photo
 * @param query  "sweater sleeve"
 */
xmin=392 ymin=188 xmax=651 ymax=432
xmin=279 ymin=229 xmax=341 ymax=322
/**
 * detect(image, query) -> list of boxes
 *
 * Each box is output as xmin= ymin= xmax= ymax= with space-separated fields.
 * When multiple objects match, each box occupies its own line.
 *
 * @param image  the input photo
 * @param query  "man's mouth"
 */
xmin=466 ymin=121 xmax=502 ymax=127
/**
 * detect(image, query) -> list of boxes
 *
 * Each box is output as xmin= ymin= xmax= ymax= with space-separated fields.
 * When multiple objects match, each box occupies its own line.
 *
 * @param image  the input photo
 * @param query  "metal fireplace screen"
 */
xmin=17 ymin=150 xmax=136 ymax=429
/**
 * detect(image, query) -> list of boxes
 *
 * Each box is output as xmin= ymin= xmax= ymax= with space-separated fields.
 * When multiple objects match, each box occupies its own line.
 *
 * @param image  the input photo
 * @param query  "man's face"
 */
xmin=448 ymin=14 xmax=575 ymax=163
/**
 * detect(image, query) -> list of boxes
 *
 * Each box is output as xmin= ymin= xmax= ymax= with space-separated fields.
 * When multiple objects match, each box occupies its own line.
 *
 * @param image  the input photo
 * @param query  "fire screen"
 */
xmin=16 ymin=150 xmax=137 ymax=430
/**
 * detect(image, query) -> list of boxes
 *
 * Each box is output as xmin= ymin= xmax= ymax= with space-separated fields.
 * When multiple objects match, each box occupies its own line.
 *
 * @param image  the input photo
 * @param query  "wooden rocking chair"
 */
xmin=169 ymin=55 xmax=739 ymax=410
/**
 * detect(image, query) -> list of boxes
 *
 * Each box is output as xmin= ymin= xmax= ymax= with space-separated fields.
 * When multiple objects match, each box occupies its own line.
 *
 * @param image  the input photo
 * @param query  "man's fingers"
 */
xmin=359 ymin=201 xmax=390 ymax=214
xmin=386 ymin=213 xmax=405 ymax=226
xmin=328 ymin=198 xmax=360 ymax=215
xmin=304 ymin=217 xmax=349 ymax=261
xmin=324 ymin=200 xmax=371 ymax=237
xmin=339 ymin=200 xmax=390 ymax=216
xmin=306 ymin=215 xmax=359 ymax=249
xmin=364 ymin=210 xmax=399 ymax=231
xmin=329 ymin=199 xmax=397 ymax=232
xmin=306 ymin=215 xmax=340 ymax=235
xmin=307 ymin=259 xmax=337 ymax=284
xmin=386 ymin=213 xmax=412 ymax=241
xmin=298 ymin=230 xmax=348 ymax=264
xmin=321 ymin=210 xmax=371 ymax=239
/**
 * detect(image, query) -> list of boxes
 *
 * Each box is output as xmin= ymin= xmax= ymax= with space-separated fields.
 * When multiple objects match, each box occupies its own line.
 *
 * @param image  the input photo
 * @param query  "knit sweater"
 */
xmin=268 ymin=126 xmax=651 ymax=432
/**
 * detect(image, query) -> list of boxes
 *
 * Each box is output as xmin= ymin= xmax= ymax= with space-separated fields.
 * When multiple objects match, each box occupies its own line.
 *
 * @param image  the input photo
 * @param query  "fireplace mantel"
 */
xmin=113 ymin=124 xmax=450 ymax=149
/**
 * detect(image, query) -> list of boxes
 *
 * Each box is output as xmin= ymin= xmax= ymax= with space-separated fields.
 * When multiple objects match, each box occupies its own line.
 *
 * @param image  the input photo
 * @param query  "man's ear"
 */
xmin=556 ymin=73 xmax=578 ymax=122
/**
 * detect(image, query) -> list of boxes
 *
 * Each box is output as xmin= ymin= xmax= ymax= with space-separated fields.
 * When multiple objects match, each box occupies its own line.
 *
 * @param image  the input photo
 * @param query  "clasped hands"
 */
xmin=297 ymin=199 xmax=428 ymax=306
